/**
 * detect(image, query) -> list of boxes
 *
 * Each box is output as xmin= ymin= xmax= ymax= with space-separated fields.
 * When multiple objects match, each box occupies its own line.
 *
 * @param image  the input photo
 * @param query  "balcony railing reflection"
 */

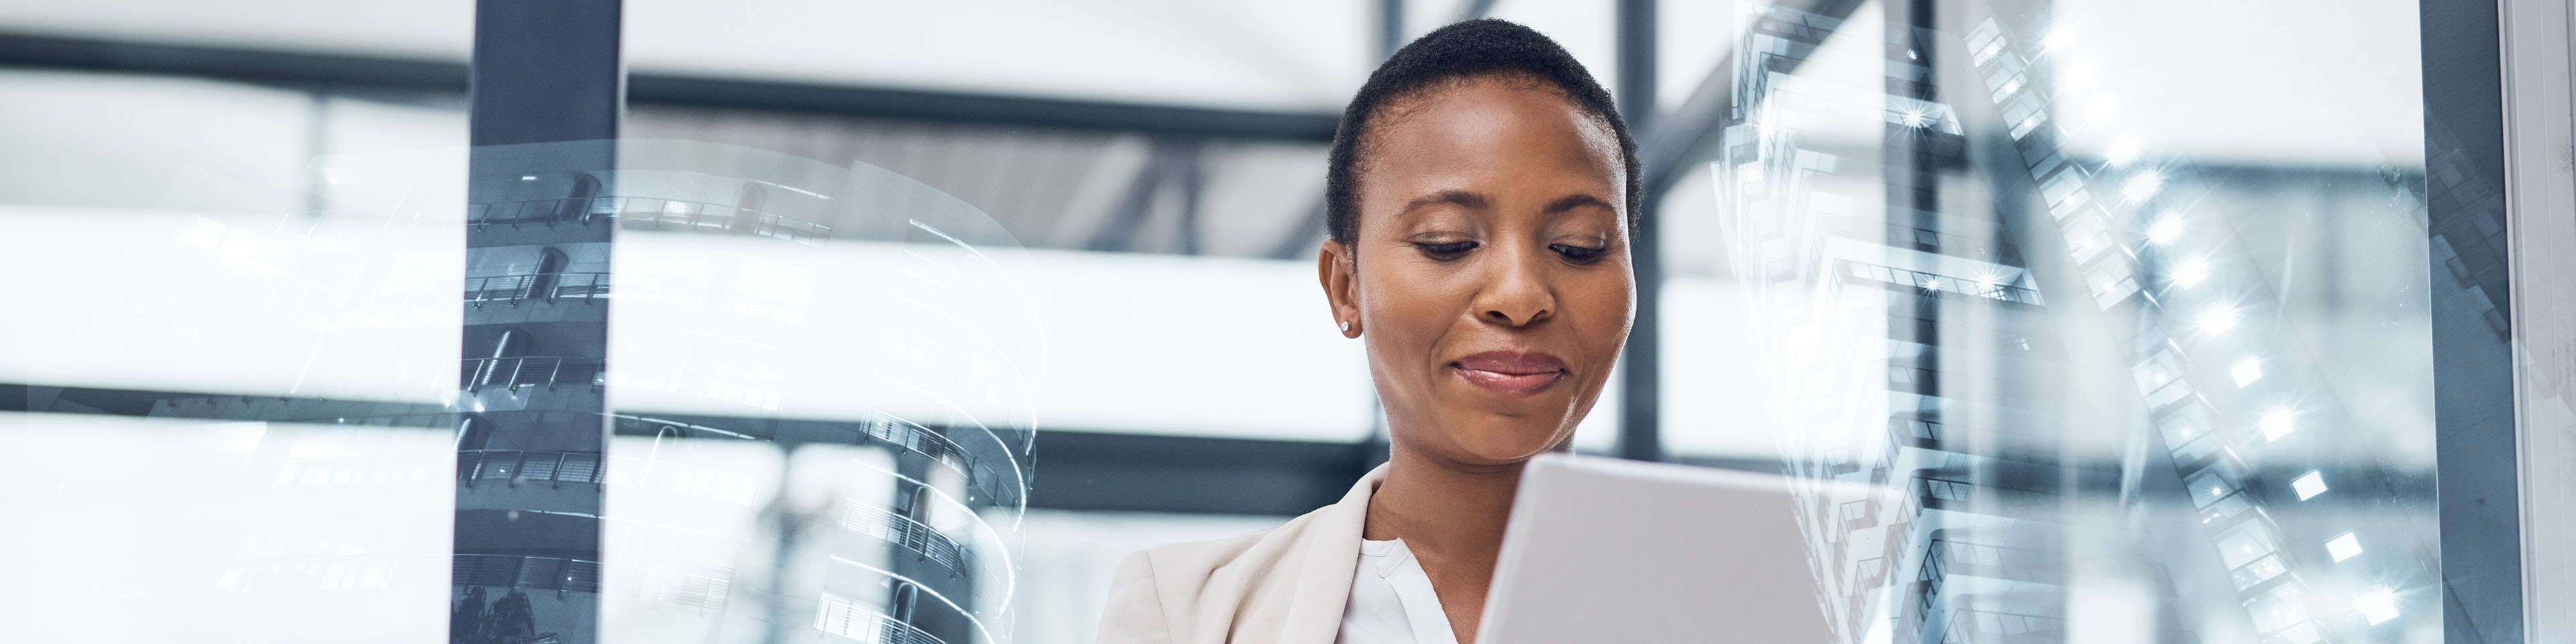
xmin=1940 ymin=608 xmax=2066 ymax=644
xmin=452 ymin=553 xmax=731 ymax=612
xmin=1909 ymin=475 xmax=2058 ymax=516
xmin=460 ymin=356 xmax=605 ymax=390
xmin=1839 ymin=260 xmax=2045 ymax=305
xmin=1923 ymin=537 xmax=2065 ymax=585
xmin=467 ymin=197 xmax=832 ymax=241
xmin=818 ymin=595 xmax=950 ymax=644
xmin=459 ymin=449 xmax=604 ymax=487
xmin=466 ymin=272 xmax=610 ymax=306
xmin=841 ymin=501 xmax=976 ymax=581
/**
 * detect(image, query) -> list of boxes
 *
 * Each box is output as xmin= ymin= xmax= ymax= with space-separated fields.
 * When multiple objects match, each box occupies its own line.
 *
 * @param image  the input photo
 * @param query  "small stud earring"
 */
xmin=1339 ymin=320 xmax=1352 ymax=333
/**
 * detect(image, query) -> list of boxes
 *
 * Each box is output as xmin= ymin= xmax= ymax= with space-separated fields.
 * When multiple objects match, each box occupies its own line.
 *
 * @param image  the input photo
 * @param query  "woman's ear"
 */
xmin=1318 ymin=239 xmax=1362 ymax=337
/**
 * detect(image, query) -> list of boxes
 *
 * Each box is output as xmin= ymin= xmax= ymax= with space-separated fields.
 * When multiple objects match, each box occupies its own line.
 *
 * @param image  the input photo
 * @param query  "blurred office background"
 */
xmin=0 ymin=1 xmax=2538 ymax=643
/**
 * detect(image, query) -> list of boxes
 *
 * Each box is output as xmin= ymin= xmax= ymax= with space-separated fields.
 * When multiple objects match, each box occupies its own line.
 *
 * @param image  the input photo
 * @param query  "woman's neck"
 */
xmin=1362 ymin=445 xmax=1527 ymax=643
xmin=1362 ymin=447 xmax=1523 ymax=551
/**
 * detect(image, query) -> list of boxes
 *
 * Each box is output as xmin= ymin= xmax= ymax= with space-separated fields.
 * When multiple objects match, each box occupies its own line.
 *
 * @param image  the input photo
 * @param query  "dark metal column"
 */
xmin=1615 ymin=0 xmax=1662 ymax=462
xmin=452 ymin=2 xmax=623 ymax=644
xmin=2419 ymin=0 xmax=2524 ymax=641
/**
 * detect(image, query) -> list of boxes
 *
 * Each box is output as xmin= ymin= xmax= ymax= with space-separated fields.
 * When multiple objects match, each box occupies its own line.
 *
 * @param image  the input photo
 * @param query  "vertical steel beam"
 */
xmin=1616 ymin=0 xmax=1662 ymax=462
xmin=455 ymin=2 xmax=622 ymax=644
xmin=2420 ymin=0 xmax=2524 ymax=641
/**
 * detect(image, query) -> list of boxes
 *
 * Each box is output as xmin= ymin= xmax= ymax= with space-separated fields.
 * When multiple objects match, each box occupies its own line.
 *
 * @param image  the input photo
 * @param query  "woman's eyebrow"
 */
xmin=1401 ymin=189 xmax=1490 ymax=215
xmin=1543 ymin=193 xmax=1615 ymax=215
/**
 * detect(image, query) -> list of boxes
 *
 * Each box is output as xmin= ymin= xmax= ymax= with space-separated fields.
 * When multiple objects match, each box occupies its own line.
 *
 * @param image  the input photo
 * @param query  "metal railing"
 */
xmin=460 ymin=356 xmax=605 ymax=390
xmin=856 ymin=415 xmax=978 ymax=480
xmin=841 ymin=500 xmax=975 ymax=580
xmin=1941 ymin=608 xmax=2066 ymax=643
xmin=1925 ymin=538 xmax=2067 ymax=579
xmin=1911 ymin=476 xmax=2057 ymax=511
xmin=466 ymin=272 xmax=609 ymax=305
xmin=818 ymin=596 xmax=949 ymax=644
xmin=458 ymin=449 xmax=604 ymax=487
xmin=451 ymin=553 xmax=731 ymax=613
xmin=467 ymin=197 xmax=832 ymax=241
xmin=1839 ymin=260 xmax=2045 ymax=305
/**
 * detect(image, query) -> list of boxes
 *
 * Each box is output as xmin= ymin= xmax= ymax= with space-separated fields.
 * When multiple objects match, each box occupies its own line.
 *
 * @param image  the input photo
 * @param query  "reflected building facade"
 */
xmin=1721 ymin=3 xmax=2442 ymax=643
xmin=97 ymin=142 xmax=1044 ymax=644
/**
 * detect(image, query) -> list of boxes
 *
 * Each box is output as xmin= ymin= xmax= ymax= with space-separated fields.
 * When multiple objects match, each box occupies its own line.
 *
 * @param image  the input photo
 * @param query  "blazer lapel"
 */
xmin=1271 ymin=463 xmax=1388 ymax=644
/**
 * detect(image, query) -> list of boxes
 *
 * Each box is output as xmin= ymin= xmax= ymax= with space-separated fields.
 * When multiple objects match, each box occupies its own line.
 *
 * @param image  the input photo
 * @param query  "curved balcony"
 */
xmin=468 ymin=272 xmax=610 ymax=307
xmin=836 ymin=501 xmax=976 ymax=582
xmin=818 ymin=594 xmax=949 ymax=644
xmin=460 ymin=356 xmax=605 ymax=390
xmin=468 ymin=197 xmax=832 ymax=241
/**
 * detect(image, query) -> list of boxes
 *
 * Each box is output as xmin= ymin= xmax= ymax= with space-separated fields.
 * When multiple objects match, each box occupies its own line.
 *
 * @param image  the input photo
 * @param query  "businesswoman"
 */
xmin=1098 ymin=19 xmax=1641 ymax=644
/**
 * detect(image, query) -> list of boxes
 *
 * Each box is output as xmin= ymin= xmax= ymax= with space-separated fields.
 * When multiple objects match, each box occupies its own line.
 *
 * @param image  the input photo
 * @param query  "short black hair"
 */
xmin=1325 ymin=18 xmax=1642 ymax=247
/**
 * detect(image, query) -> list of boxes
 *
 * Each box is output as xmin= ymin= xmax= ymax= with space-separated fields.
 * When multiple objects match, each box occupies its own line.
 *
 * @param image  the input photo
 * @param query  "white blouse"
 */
xmin=1334 ymin=538 xmax=1460 ymax=644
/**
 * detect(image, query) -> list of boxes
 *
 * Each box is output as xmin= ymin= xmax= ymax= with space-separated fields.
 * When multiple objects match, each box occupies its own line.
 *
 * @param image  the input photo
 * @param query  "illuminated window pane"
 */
xmin=2230 ymin=553 xmax=2288 ymax=590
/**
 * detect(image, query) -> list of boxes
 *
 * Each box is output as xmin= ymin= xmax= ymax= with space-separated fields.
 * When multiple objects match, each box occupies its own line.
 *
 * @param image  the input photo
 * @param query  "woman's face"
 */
xmin=1320 ymin=76 xmax=1636 ymax=466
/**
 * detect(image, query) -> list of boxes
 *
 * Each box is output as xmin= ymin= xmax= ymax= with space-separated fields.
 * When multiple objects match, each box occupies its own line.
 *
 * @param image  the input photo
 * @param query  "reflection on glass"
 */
xmin=1697 ymin=1 xmax=2439 ymax=643
xmin=6 ymin=137 xmax=1042 ymax=644
xmin=449 ymin=141 xmax=1043 ymax=644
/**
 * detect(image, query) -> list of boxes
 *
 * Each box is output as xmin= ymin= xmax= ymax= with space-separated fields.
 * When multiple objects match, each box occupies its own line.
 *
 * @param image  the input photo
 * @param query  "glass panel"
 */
xmin=1662 ymin=1 xmax=2440 ymax=643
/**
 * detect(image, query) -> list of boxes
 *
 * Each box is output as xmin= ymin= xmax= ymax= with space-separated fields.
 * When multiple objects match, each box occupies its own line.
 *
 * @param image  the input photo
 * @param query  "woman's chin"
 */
xmin=1444 ymin=421 xmax=1572 ymax=464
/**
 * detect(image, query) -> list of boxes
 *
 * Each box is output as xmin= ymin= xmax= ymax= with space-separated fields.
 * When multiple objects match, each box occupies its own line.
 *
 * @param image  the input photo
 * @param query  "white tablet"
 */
xmin=1478 ymin=453 xmax=1838 ymax=643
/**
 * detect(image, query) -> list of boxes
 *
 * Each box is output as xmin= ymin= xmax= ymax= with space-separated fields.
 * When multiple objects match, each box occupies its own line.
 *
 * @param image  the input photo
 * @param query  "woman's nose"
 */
xmin=1475 ymin=245 xmax=1556 ymax=327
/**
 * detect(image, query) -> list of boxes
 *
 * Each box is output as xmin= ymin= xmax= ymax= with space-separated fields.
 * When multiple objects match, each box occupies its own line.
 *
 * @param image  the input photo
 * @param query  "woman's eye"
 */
xmin=1413 ymin=241 xmax=1478 ymax=260
xmin=1551 ymin=244 xmax=1607 ymax=264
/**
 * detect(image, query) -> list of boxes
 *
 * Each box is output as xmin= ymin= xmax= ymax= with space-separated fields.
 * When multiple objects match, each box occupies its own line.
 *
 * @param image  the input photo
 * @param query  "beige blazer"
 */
xmin=1095 ymin=463 xmax=1391 ymax=644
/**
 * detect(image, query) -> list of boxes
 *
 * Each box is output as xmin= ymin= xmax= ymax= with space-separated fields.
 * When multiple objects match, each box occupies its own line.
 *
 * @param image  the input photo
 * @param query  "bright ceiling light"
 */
xmin=2233 ymin=358 xmax=2263 ymax=387
xmin=2355 ymin=586 xmax=2398 ymax=625
xmin=2147 ymin=215 xmax=2184 ymax=244
xmin=2123 ymin=171 xmax=2163 ymax=201
xmin=2328 ymin=532 xmax=2364 ymax=562
xmin=2198 ymin=307 xmax=2237 ymax=334
xmin=2259 ymin=407 xmax=2296 ymax=441
xmin=2293 ymin=470 xmax=2327 ymax=500
xmin=2173 ymin=258 xmax=2210 ymax=288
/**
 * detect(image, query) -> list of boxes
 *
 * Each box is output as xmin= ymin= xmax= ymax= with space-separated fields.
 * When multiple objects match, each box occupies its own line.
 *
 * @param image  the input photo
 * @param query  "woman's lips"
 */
xmin=1452 ymin=351 xmax=1568 ymax=396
